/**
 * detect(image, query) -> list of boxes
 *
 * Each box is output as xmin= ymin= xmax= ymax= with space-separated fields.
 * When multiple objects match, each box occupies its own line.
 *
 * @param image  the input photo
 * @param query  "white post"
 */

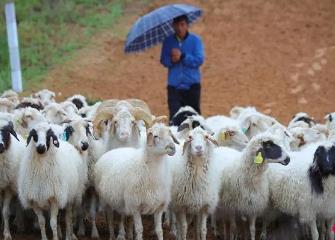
xmin=5 ymin=2 xmax=23 ymax=93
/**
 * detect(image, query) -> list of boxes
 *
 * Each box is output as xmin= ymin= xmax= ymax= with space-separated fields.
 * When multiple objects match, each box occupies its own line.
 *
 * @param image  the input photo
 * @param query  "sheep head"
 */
xmin=247 ymin=133 xmax=290 ymax=166
xmin=183 ymin=127 xmax=218 ymax=157
xmin=309 ymin=143 xmax=335 ymax=194
xmin=146 ymin=122 xmax=178 ymax=156
xmin=27 ymin=123 xmax=59 ymax=154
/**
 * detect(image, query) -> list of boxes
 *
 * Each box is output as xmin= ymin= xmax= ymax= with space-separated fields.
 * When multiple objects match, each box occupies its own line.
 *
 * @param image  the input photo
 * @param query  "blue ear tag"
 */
xmin=59 ymin=132 xmax=68 ymax=141
xmin=241 ymin=128 xmax=247 ymax=134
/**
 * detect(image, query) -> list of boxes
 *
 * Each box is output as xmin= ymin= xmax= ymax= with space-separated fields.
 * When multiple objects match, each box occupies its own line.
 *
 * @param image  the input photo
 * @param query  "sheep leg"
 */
xmin=106 ymin=207 xmax=115 ymax=240
xmin=170 ymin=211 xmax=177 ymax=237
xmin=14 ymin=199 xmax=25 ymax=233
xmin=126 ymin=216 xmax=134 ymax=240
xmin=195 ymin=214 xmax=201 ymax=240
xmin=65 ymin=204 xmax=76 ymax=240
xmin=326 ymin=219 xmax=334 ymax=240
xmin=33 ymin=205 xmax=48 ymax=240
xmin=320 ymin=219 xmax=326 ymax=240
xmin=177 ymin=211 xmax=187 ymax=240
xmin=200 ymin=212 xmax=208 ymax=240
xmin=76 ymin=204 xmax=86 ymax=237
xmin=133 ymin=211 xmax=143 ymax=240
xmin=260 ymin=219 xmax=268 ymax=240
xmin=210 ymin=213 xmax=218 ymax=239
xmin=163 ymin=208 xmax=171 ymax=227
xmin=90 ymin=192 xmax=100 ymax=239
xmin=117 ymin=213 xmax=126 ymax=240
xmin=249 ymin=215 xmax=256 ymax=240
xmin=154 ymin=210 xmax=164 ymax=240
xmin=2 ymin=190 xmax=13 ymax=240
xmin=229 ymin=214 xmax=237 ymax=240
xmin=50 ymin=201 xmax=59 ymax=240
xmin=309 ymin=220 xmax=319 ymax=240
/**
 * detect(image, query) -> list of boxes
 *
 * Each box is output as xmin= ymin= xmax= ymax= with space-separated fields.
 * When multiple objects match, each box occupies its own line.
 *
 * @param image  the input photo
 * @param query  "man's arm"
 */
xmin=160 ymin=38 xmax=172 ymax=68
xmin=181 ymin=37 xmax=204 ymax=68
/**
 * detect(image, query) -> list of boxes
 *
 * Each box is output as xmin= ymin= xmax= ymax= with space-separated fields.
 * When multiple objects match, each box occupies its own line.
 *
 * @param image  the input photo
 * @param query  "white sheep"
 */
xmin=78 ymin=102 xmax=101 ymax=120
xmin=169 ymin=126 xmax=220 ymax=240
xmin=12 ymin=107 xmax=47 ymax=137
xmin=170 ymin=105 xmax=199 ymax=126
xmin=289 ymin=126 xmax=326 ymax=151
xmin=42 ymin=103 xmax=71 ymax=124
xmin=0 ymin=98 xmax=15 ymax=113
xmin=33 ymin=89 xmax=56 ymax=107
xmin=215 ymin=133 xmax=290 ymax=240
xmin=262 ymin=141 xmax=335 ymax=240
xmin=0 ymin=119 xmax=24 ymax=240
xmin=94 ymin=122 xmax=178 ymax=240
xmin=62 ymin=118 xmax=104 ymax=239
xmin=18 ymin=122 xmax=87 ymax=240
xmin=288 ymin=112 xmax=316 ymax=129
xmin=67 ymin=94 xmax=88 ymax=110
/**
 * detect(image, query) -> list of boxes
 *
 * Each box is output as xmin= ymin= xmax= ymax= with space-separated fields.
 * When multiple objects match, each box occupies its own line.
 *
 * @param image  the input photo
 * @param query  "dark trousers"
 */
xmin=167 ymin=84 xmax=201 ymax=120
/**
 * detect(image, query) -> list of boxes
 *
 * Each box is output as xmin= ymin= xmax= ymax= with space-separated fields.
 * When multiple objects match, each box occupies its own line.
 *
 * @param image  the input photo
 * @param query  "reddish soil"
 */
xmin=39 ymin=0 xmax=335 ymax=124
xmin=18 ymin=0 xmax=335 ymax=239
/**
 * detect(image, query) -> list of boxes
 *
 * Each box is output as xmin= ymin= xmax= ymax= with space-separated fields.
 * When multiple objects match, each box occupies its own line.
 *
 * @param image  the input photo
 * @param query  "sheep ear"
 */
xmin=178 ymin=123 xmax=189 ymax=132
xmin=7 ymin=121 xmax=19 ymax=141
xmin=169 ymin=130 xmax=179 ymax=145
xmin=46 ymin=129 xmax=59 ymax=149
xmin=146 ymin=131 xmax=154 ymax=146
xmin=64 ymin=126 xmax=74 ymax=141
xmin=206 ymin=136 xmax=218 ymax=146
xmin=308 ymin=163 xmax=323 ymax=194
xmin=182 ymin=140 xmax=191 ymax=155
xmin=27 ymin=129 xmax=37 ymax=146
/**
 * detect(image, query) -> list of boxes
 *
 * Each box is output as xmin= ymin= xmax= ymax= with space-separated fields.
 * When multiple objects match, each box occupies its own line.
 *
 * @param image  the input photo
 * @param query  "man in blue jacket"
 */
xmin=160 ymin=15 xmax=205 ymax=122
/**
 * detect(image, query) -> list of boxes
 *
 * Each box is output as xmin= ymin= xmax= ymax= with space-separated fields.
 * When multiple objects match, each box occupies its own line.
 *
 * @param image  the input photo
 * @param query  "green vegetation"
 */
xmin=0 ymin=0 xmax=128 ymax=92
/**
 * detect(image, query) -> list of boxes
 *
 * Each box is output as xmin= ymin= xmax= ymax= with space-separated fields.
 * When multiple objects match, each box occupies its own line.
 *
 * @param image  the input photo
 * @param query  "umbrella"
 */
xmin=124 ymin=4 xmax=203 ymax=53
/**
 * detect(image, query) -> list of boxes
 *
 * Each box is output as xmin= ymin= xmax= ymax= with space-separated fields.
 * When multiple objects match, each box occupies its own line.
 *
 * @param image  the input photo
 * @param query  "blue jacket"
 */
xmin=160 ymin=32 xmax=204 ymax=90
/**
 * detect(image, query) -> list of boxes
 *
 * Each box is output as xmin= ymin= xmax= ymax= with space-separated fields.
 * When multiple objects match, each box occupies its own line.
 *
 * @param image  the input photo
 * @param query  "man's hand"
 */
xmin=171 ymin=48 xmax=182 ymax=63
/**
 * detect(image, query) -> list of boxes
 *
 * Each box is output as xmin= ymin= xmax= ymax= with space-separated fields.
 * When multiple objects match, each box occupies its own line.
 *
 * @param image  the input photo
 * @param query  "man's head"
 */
xmin=173 ymin=15 xmax=189 ymax=39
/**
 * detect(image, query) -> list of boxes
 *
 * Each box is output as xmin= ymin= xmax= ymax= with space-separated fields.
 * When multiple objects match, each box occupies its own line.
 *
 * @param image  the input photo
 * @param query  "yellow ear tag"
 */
xmin=220 ymin=132 xmax=226 ymax=141
xmin=254 ymin=152 xmax=264 ymax=164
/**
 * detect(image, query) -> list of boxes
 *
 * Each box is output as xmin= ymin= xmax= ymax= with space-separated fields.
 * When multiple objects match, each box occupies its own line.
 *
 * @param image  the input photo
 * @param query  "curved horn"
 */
xmin=132 ymin=107 xmax=153 ymax=128
xmin=126 ymin=99 xmax=151 ymax=115
xmin=92 ymin=110 xmax=115 ymax=138
xmin=152 ymin=115 xmax=168 ymax=125
xmin=96 ymin=99 xmax=120 ymax=113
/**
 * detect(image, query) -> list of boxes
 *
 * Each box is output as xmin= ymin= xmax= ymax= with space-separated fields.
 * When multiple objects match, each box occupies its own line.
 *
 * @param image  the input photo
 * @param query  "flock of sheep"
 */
xmin=0 ymin=88 xmax=333 ymax=240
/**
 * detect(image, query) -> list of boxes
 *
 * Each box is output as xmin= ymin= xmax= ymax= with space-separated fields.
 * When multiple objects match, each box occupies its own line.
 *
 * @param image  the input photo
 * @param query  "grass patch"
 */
xmin=0 ymin=0 xmax=129 ymax=93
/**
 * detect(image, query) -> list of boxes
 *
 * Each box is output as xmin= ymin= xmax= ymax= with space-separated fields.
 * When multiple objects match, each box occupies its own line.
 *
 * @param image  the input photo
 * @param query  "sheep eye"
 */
xmin=154 ymin=136 xmax=159 ymax=139
xmin=228 ymin=131 xmax=235 ymax=136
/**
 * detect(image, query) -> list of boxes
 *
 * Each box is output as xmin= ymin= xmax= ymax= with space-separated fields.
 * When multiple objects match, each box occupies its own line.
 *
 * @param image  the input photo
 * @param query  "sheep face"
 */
xmin=325 ymin=112 xmax=335 ymax=130
xmin=27 ymin=123 xmax=59 ymax=154
xmin=15 ymin=108 xmax=45 ymax=130
xmin=64 ymin=119 xmax=91 ymax=152
xmin=43 ymin=103 xmax=70 ymax=124
xmin=147 ymin=123 xmax=178 ymax=156
xmin=61 ymin=102 xmax=78 ymax=116
xmin=178 ymin=115 xmax=214 ymax=137
xmin=289 ymin=127 xmax=324 ymax=151
xmin=290 ymin=112 xmax=316 ymax=128
xmin=240 ymin=114 xmax=276 ymax=138
xmin=252 ymin=135 xmax=290 ymax=166
xmin=183 ymin=127 xmax=218 ymax=157
xmin=111 ymin=110 xmax=138 ymax=143
xmin=0 ymin=121 xmax=19 ymax=153
xmin=217 ymin=127 xmax=249 ymax=150
xmin=33 ymin=89 xmax=56 ymax=107
xmin=309 ymin=144 xmax=335 ymax=194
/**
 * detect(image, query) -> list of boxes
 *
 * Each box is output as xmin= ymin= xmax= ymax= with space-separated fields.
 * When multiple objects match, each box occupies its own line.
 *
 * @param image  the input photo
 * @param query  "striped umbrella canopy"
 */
xmin=124 ymin=4 xmax=203 ymax=53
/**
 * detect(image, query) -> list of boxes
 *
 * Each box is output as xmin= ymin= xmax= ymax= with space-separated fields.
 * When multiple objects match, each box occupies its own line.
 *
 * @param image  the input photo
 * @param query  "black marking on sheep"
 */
xmin=27 ymin=129 xmax=38 ymax=146
xmin=171 ymin=110 xmax=197 ymax=126
xmin=64 ymin=126 xmax=74 ymax=141
xmin=294 ymin=116 xmax=315 ymax=127
xmin=46 ymin=129 xmax=59 ymax=149
xmin=15 ymin=102 xmax=43 ymax=111
xmin=71 ymin=98 xmax=84 ymax=110
xmin=309 ymin=146 xmax=335 ymax=194
xmin=0 ymin=122 xmax=19 ymax=153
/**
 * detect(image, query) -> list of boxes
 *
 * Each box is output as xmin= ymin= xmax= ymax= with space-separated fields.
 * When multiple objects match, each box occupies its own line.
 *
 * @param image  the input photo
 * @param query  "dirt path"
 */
xmin=39 ymin=0 xmax=335 ymax=124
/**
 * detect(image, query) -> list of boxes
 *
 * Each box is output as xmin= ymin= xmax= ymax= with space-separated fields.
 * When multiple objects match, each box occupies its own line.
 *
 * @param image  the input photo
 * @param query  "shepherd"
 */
xmin=160 ymin=15 xmax=205 ymax=122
